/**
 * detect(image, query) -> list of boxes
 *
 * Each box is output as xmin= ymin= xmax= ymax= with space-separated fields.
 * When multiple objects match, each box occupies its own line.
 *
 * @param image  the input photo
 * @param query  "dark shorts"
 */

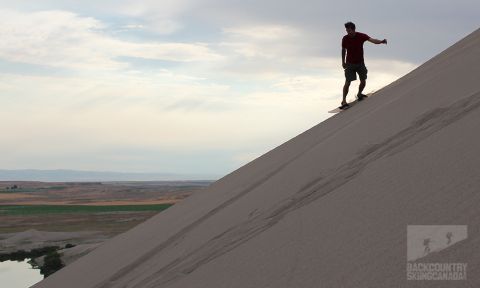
xmin=344 ymin=62 xmax=368 ymax=81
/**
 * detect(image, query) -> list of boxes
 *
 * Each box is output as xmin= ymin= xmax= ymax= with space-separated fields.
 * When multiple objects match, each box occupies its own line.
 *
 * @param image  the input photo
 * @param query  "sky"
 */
xmin=0 ymin=0 xmax=478 ymax=178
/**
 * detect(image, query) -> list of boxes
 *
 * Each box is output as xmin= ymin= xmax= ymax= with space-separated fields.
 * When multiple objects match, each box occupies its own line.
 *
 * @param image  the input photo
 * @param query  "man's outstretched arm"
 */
xmin=368 ymin=38 xmax=387 ymax=44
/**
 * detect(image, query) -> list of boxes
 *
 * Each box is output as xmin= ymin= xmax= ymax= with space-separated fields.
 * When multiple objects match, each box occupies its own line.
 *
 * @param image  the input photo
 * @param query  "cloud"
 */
xmin=0 ymin=71 xmax=325 ymax=160
xmin=223 ymin=25 xmax=299 ymax=41
xmin=0 ymin=9 xmax=221 ymax=71
xmin=215 ymin=24 xmax=318 ymax=80
xmin=220 ymin=24 xmax=304 ymax=59
xmin=0 ymin=9 xmax=415 ymax=168
xmin=110 ymin=0 xmax=193 ymax=35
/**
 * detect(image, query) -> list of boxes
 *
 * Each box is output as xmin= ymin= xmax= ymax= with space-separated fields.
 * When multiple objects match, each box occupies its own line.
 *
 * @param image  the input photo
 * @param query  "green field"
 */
xmin=0 ymin=204 xmax=173 ymax=215
xmin=0 ymin=188 xmax=41 ymax=193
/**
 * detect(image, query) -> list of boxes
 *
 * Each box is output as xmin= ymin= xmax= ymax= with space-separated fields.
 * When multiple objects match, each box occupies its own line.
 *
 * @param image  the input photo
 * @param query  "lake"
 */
xmin=0 ymin=259 xmax=43 ymax=288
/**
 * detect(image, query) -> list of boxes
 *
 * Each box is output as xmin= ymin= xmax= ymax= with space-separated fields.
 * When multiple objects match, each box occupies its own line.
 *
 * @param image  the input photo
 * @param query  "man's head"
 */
xmin=344 ymin=22 xmax=356 ymax=36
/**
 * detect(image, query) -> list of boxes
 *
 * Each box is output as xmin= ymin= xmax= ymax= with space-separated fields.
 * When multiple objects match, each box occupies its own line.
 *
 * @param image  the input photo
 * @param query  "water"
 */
xmin=0 ymin=259 xmax=43 ymax=288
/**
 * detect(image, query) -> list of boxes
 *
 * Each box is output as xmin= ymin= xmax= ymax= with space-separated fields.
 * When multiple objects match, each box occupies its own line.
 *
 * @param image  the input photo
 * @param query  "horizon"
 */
xmin=0 ymin=168 xmax=221 ymax=182
xmin=1 ymin=1 xmax=478 ymax=176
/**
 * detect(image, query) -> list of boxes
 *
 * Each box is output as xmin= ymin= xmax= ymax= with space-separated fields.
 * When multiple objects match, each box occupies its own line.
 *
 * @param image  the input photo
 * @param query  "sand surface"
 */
xmin=33 ymin=28 xmax=480 ymax=287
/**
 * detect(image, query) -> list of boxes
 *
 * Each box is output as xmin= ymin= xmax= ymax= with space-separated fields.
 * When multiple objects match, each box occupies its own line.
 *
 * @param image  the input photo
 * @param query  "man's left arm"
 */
xmin=368 ymin=37 xmax=387 ymax=44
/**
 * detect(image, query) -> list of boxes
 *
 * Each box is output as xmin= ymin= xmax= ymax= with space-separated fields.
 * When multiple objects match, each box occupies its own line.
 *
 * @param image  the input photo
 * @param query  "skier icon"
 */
xmin=446 ymin=232 xmax=453 ymax=245
xmin=423 ymin=238 xmax=432 ymax=255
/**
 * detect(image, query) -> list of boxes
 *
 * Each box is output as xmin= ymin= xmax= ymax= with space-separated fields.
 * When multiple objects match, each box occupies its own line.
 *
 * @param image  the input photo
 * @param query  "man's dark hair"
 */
xmin=344 ymin=22 xmax=356 ymax=30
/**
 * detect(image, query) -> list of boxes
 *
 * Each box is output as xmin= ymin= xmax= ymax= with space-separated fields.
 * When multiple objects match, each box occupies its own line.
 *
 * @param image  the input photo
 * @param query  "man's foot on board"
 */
xmin=357 ymin=93 xmax=368 ymax=101
xmin=339 ymin=103 xmax=350 ymax=110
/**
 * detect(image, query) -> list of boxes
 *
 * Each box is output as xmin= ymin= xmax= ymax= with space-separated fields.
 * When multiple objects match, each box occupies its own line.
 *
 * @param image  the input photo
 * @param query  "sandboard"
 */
xmin=328 ymin=94 xmax=370 ymax=113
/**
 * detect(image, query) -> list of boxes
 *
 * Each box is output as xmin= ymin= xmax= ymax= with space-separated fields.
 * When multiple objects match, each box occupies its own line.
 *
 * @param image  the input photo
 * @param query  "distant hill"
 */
xmin=0 ymin=169 xmax=219 ymax=182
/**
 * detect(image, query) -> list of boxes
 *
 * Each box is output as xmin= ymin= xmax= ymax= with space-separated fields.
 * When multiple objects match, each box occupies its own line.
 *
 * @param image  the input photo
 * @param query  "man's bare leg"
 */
xmin=358 ymin=79 xmax=366 ymax=96
xmin=342 ymin=80 xmax=351 ymax=105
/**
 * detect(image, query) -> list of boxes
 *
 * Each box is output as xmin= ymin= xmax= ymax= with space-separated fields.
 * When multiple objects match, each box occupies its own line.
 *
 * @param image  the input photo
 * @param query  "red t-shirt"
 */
xmin=342 ymin=32 xmax=370 ymax=64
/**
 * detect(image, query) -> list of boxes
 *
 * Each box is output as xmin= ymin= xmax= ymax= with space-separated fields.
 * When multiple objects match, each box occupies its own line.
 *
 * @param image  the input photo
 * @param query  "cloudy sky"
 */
xmin=0 ymin=0 xmax=478 ymax=178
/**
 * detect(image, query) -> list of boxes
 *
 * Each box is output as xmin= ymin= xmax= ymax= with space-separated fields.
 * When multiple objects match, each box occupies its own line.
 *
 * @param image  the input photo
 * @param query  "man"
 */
xmin=341 ymin=22 xmax=387 ymax=109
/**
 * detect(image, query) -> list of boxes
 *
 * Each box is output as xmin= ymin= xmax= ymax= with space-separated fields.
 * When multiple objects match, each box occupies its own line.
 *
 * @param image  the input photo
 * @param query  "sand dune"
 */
xmin=33 ymin=28 xmax=480 ymax=287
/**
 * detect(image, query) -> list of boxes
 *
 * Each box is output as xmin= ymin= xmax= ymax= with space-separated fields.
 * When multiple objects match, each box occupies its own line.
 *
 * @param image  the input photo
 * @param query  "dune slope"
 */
xmin=33 ymin=28 xmax=480 ymax=288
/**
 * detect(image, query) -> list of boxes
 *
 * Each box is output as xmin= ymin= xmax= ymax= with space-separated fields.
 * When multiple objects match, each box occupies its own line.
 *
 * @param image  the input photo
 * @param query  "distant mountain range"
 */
xmin=0 ymin=169 xmax=220 ymax=182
